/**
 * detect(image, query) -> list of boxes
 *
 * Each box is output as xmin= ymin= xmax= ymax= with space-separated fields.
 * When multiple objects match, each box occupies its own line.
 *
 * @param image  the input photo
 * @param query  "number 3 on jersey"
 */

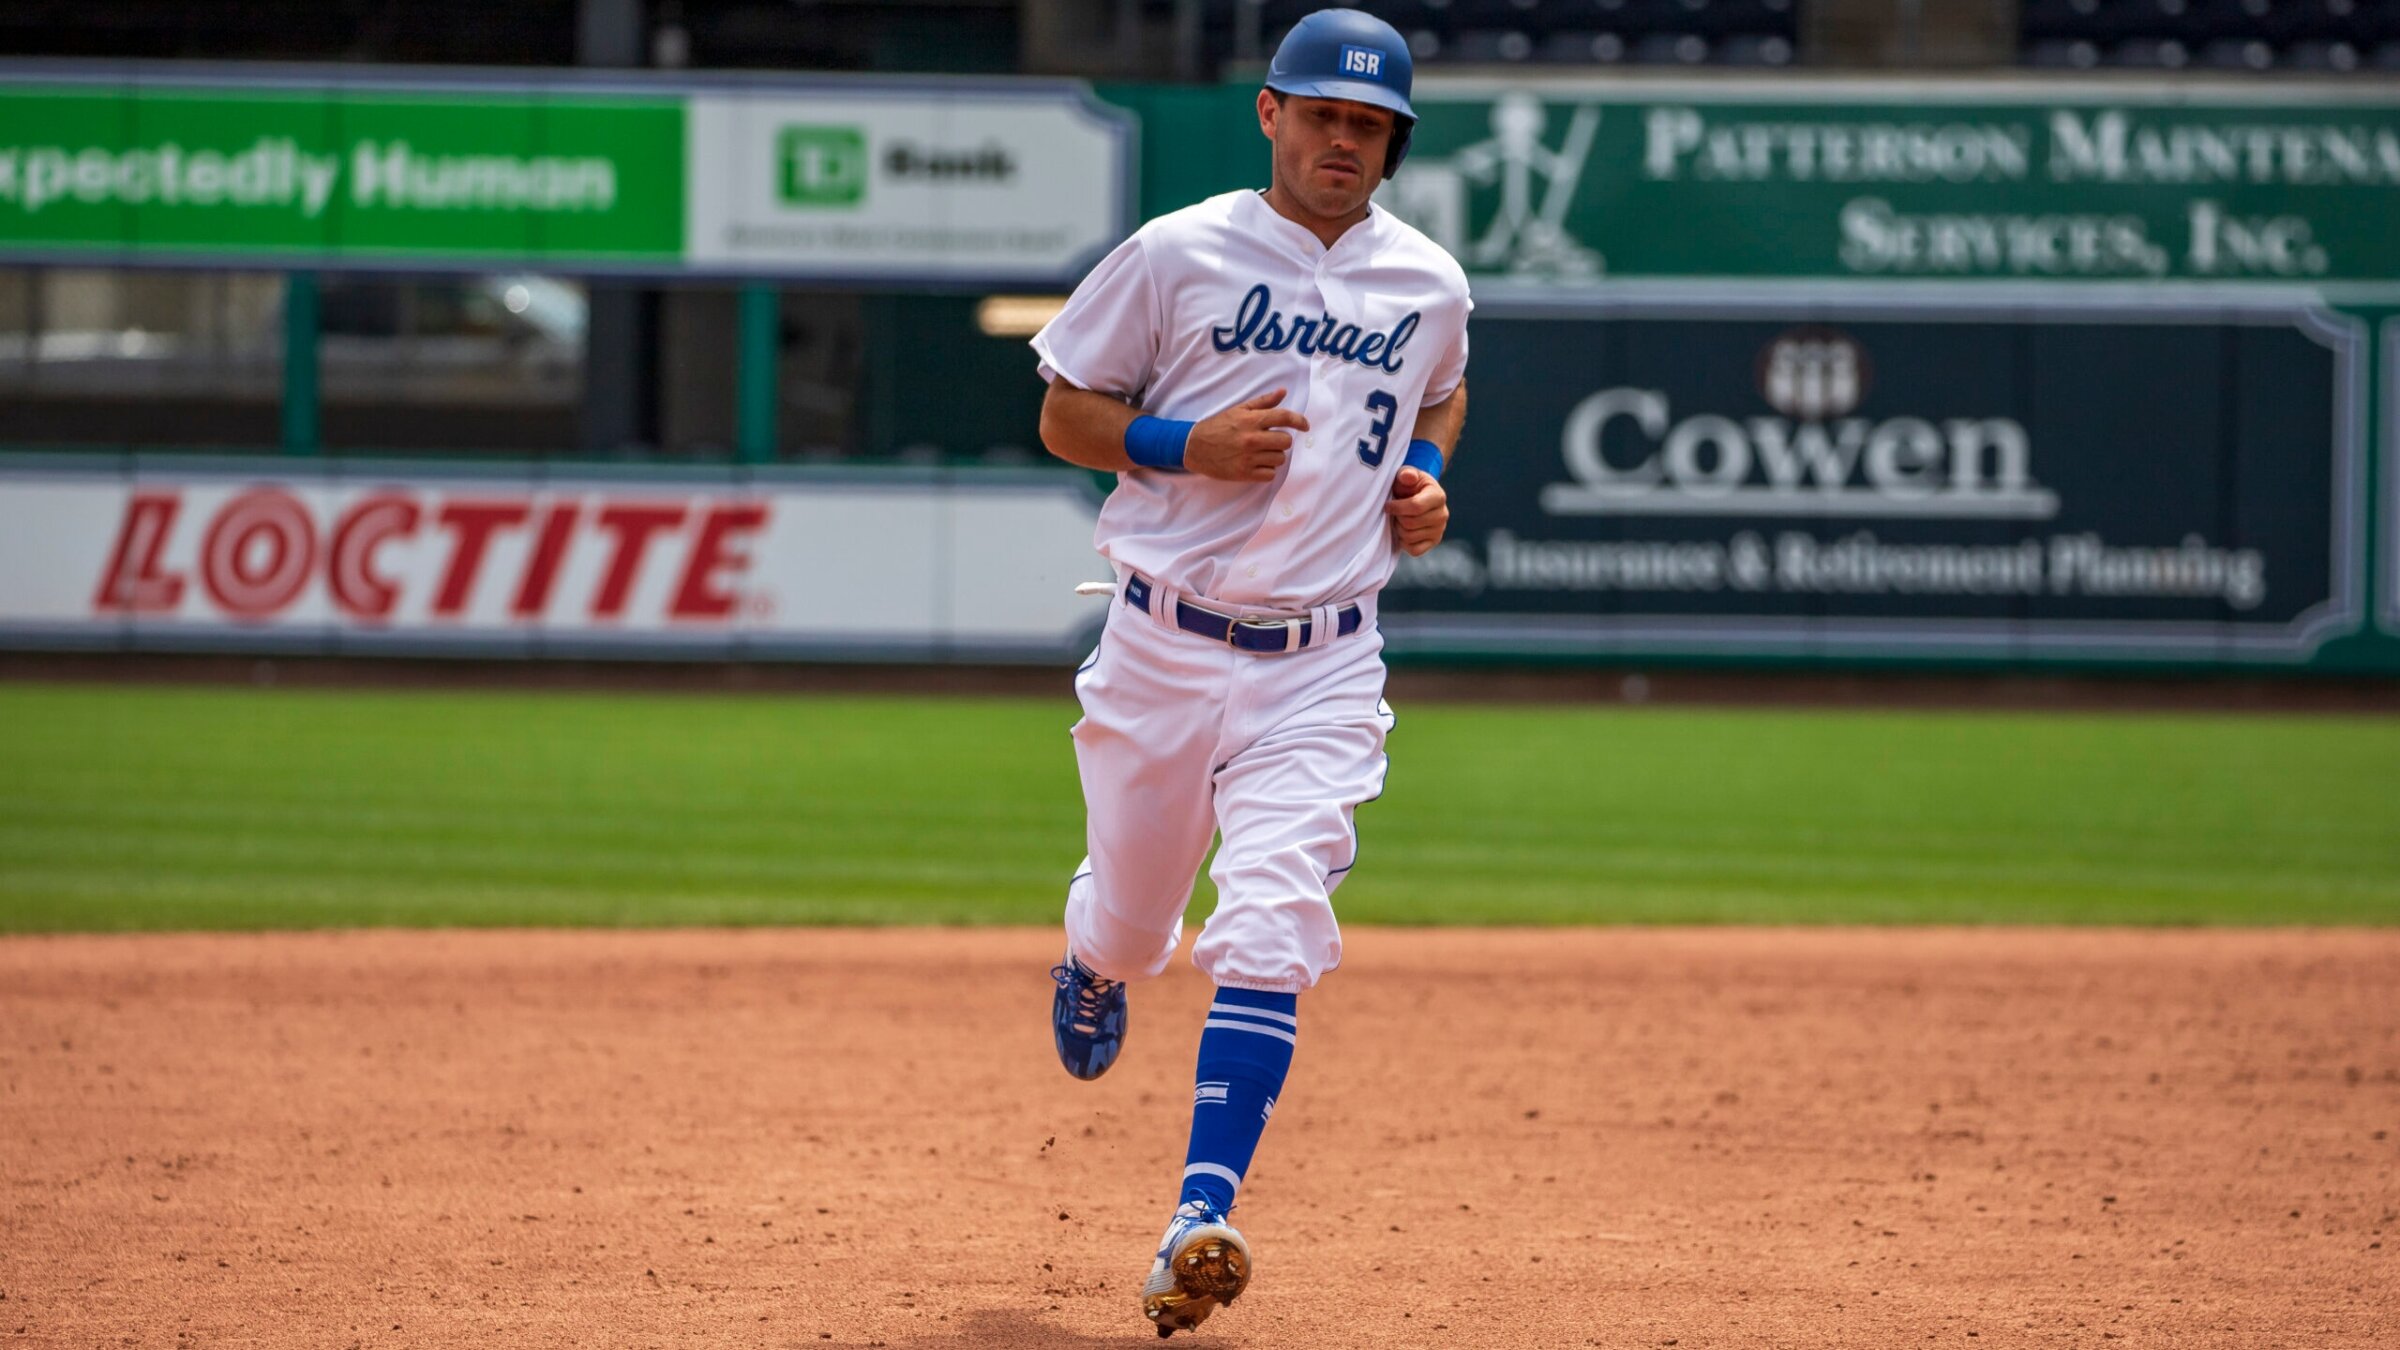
xmin=1356 ymin=390 xmax=1397 ymax=468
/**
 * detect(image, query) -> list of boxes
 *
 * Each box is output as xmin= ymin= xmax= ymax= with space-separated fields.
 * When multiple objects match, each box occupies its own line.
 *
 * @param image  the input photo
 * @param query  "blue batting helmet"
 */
xmin=1264 ymin=9 xmax=1417 ymax=179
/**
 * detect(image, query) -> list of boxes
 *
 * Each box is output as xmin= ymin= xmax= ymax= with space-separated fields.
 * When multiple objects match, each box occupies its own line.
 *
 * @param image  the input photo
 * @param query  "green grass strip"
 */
xmin=1 ymin=682 xmax=2393 ymax=931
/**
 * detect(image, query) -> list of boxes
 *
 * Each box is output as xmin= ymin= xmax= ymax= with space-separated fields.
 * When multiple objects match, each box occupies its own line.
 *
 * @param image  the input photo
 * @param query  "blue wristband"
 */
xmin=1124 ymin=415 xmax=1194 ymax=471
xmin=1403 ymin=438 xmax=1445 ymax=480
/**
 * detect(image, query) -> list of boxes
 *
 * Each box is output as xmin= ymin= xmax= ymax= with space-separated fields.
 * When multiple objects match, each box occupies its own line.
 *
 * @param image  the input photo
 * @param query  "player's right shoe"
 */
xmin=1142 ymin=1199 xmax=1251 ymax=1337
xmin=1049 ymin=951 xmax=1126 ymax=1080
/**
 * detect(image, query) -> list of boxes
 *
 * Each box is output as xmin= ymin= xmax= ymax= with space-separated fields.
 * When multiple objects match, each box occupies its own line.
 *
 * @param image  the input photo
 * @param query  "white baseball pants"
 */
xmin=1064 ymin=581 xmax=1394 ymax=994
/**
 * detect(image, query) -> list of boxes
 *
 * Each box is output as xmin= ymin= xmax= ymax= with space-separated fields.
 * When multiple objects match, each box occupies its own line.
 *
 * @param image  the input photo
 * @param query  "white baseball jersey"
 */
xmin=1039 ymin=189 xmax=1471 ymax=996
xmin=1031 ymin=188 xmax=1471 ymax=612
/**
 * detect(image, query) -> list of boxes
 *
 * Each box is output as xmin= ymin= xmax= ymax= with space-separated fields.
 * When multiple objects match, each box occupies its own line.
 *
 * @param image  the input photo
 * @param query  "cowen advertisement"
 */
xmin=1379 ymin=81 xmax=2400 ymax=292
xmin=0 ymin=68 xmax=1131 ymax=283
xmin=1381 ymin=298 xmax=2366 ymax=661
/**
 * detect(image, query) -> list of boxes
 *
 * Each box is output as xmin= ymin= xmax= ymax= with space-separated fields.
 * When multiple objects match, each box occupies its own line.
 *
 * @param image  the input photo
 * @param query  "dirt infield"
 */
xmin=4 ymin=929 xmax=2394 ymax=1349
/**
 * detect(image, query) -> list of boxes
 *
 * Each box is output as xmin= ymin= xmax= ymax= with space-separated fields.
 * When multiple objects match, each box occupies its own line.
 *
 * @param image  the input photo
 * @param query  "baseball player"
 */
xmin=1031 ymin=9 xmax=1470 ymax=1336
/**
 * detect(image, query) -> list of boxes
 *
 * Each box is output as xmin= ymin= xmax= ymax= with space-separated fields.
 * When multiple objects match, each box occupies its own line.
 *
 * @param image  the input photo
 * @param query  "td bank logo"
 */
xmin=778 ymin=126 xmax=866 ymax=207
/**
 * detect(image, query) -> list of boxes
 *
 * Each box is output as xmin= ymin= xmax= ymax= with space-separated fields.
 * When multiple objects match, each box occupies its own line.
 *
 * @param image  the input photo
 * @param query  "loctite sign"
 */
xmin=0 ymin=461 xmax=1107 ymax=658
xmin=93 ymin=489 xmax=768 ymax=625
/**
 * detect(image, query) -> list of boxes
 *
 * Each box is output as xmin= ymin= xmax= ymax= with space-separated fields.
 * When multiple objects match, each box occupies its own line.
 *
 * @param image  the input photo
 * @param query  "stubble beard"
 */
xmin=1276 ymin=148 xmax=1375 ymax=224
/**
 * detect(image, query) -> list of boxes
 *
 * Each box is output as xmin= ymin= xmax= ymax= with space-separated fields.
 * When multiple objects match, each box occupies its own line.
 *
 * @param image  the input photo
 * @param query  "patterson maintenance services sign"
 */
xmin=1380 ymin=80 xmax=2400 ymax=293
xmin=0 ymin=67 xmax=1132 ymax=283
xmin=1380 ymin=297 xmax=2367 ymax=662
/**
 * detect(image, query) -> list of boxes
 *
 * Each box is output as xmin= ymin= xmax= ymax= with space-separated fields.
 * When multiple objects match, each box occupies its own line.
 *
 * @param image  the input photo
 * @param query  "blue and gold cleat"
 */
xmin=1050 ymin=951 xmax=1127 ymax=1080
xmin=1142 ymin=1199 xmax=1250 ymax=1337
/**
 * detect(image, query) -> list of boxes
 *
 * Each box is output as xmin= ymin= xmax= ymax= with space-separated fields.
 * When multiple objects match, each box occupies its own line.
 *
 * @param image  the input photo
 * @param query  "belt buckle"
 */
xmin=1227 ymin=616 xmax=1303 ymax=652
xmin=1221 ymin=605 xmax=1260 ymax=648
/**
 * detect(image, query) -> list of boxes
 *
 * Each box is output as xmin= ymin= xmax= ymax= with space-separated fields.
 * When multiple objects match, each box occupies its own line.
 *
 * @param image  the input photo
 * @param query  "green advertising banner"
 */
xmin=0 ymin=86 xmax=685 ymax=263
xmin=15 ymin=69 xmax=2396 ymax=295
xmin=1378 ymin=297 xmax=2368 ymax=663
xmin=1386 ymin=82 xmax=2400 ymax=291
xmin=0 ymin=67 xmax=1134 ymax=283
xmin=1110 ymin=78 xmax=2400 ymax=298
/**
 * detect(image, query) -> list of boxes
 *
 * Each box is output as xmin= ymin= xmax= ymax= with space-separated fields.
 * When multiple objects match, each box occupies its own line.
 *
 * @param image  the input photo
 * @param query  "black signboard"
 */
xmin=1382 ymin=297 xmax=2366 ymax=662
xmin=2385 ymin=318 xmax=2400 ymax=640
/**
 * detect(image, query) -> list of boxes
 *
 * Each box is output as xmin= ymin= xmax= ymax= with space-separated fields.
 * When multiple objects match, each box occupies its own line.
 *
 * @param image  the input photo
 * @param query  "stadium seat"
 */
xmin=1661 ymin=0 xmax=1791 ymax=36
xmin=1539 ymin=0 xmax=1697 ymax=30
xmin=1538 ymin=28 xmax=1631 ymax=60
xmin=1534 ymin=0 xmax=1632 ymax=30
xmin=1717 ymin=31 xmax=1794 ymax=62
xmin=1633 ymin=30 xmax=1712 ymax=60
xmin=1217 ymin=0 xmax=1790 ymax=67
xmin=2159 ymin=0 xmax=2248 ymax=41
xmin=1536 ymin=0 xmax=1792 ymax=39
xmin=1356 ymin=0 xmax=1457 ymax=28
xmin=2020 ymin=0 xmax=2387 ymax=69
xmin=2112 ymin=34 xmax=2194 ymax=63
xmin=2020 ymin=0 xmax=2124 ymax=37
xmin=2198 ymin=35 xmax=2279 ymax=64
xmin=1660 ymin=0 xmax=1745 ymax=28
xmin=2295 ymin=0 xmax=2364 ymax=38
xmin=2016 ymin=0 xmax=2082 ymax=27
xmin=2283 ymin=38 xmax=2363 ymax=67
xmin=1256 ymin=0 xmax=1329 ymax=27
xmin=1445 ymin=0 xmax=1544 ymax=25
xmin=2168 ymin=0 xmax=2289 ymax=42
xmin=1448 ymin=26 xmax=1540 ymax=58
xmin=2024 ymin=36 xmax=2106 ymax=64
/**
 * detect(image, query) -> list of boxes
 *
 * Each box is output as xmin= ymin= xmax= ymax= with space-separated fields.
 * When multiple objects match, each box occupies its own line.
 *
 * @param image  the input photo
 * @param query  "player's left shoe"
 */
xmin=1050 ymin=951 xmax=1127 ymax=1080
xmin=1141 ymin=1199 xmax=1251 ymax=1337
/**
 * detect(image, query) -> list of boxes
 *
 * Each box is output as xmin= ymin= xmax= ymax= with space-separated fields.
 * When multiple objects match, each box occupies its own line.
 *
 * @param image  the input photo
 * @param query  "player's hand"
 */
xmin=1184 ymin=388 xmax=1307 ymax=482
xmin=1386 ymin=465 xmax=1449 ymax=556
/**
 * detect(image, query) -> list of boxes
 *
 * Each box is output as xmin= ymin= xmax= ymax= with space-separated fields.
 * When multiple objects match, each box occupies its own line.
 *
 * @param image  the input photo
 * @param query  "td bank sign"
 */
xmin=773 ymin=123 xmax=1025 ymax=207
xmin=688 ymin=89 xmax=1129 ymax=281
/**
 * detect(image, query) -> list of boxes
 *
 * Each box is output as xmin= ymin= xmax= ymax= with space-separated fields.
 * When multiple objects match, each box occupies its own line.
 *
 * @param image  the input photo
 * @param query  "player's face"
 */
xmin=1262 ymin=92 xmax=1394 ymax=220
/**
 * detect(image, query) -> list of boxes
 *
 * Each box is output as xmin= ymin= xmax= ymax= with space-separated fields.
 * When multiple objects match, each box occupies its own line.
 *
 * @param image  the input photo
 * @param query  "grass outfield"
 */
xmin=1 ymin=681 xmax=2394 ymax=932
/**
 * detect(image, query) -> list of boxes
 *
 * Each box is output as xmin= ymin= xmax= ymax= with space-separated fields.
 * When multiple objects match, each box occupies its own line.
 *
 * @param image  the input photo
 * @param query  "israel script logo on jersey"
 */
xmin=1339 ymin=45 xmax=1384 ymax=78
xmin=1210 ymin=284 xmax=1418 ymax=373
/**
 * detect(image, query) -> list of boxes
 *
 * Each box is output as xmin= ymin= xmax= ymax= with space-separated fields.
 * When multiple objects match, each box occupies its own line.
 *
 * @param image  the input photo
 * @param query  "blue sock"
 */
xmin=1180 ymin=986 xmax=1297 ymax=1216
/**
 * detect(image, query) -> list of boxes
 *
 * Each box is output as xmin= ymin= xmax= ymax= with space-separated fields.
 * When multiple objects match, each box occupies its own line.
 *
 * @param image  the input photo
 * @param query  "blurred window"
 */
xmin=316 ymin=274 xmax=587 ymax=455
xmin=849 ymin=294 xmax=1049 ymax=467
xmin=779 ymin=290 xmax=867 ymax=460
xmin=0 ymin=268 xmax=284 ymax=448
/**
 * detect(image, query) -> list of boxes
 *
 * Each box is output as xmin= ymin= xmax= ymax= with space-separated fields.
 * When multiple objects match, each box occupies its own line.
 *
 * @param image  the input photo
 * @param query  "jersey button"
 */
xmin=1247 ymin=565 xmax=1259 ymax=578
xmin=1304 ymin=435 xmax=1316 ymax=448
xmin=1282 ymin=504 xmax=1295 ymax=518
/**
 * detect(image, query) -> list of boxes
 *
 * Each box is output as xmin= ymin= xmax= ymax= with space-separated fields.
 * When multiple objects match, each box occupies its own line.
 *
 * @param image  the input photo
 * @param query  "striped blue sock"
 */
xmin=1180 ymin=986 xmax=1297 ymax=1216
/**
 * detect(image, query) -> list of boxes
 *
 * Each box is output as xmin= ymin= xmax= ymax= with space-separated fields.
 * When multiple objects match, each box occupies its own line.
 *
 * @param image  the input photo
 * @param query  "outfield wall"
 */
xmin=1 ymin=68 xmax=2396 ymax=672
